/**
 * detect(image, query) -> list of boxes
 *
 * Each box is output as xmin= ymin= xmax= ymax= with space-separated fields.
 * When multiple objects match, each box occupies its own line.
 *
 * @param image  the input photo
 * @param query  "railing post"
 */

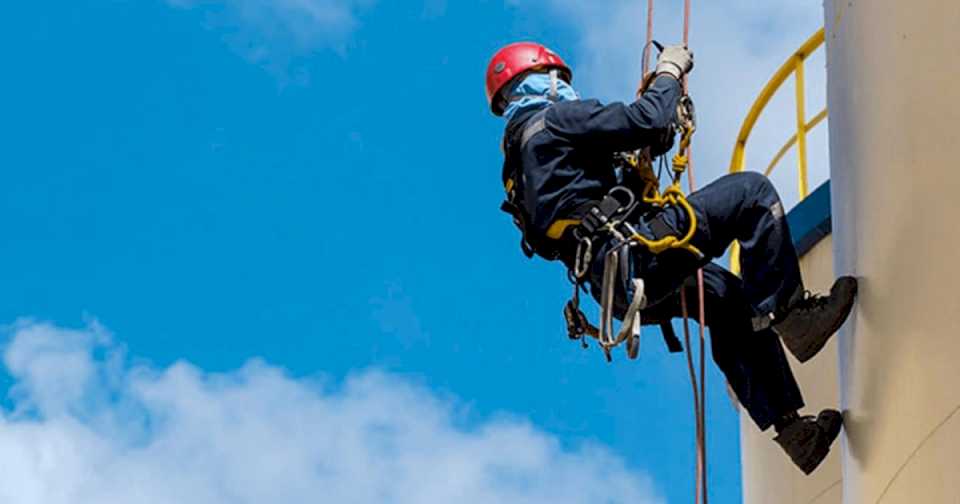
xmin=794 ymin=58 xmax=810 ymax=199
xmin=728 ymin=28 xmax=825 ymax=275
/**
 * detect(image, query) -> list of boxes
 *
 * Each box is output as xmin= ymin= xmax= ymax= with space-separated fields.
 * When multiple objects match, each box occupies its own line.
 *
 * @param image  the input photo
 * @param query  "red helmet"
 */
xmin=485 ymin=42 xmax=572 ymax=116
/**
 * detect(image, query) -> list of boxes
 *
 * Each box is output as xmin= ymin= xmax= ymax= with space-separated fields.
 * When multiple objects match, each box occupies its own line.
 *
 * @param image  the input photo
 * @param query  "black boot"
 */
xmin=772 ymin=276 xmax=858 ymax=363
xmin=774 ymin=409 xmax=843 ymax=475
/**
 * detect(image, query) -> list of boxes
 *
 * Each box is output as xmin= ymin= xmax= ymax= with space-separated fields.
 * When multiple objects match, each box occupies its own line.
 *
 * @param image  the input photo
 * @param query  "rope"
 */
xmin=642 ymin=0 xmax=655 ymax=76
xmin=642 ymin=1 xmax=709 ymax=502
xmin=679 ymin=0 xmax=710 ymax=500
xmin=680 ymin=289 xmax=705 ymax=503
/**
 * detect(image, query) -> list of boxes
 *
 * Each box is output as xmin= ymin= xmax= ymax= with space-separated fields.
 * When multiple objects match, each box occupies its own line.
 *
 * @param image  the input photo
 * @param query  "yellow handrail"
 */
xmin=729 ymin=27 xmax=827 ymax=274
xmin=765 ymin=108 xmax=828 ymax=178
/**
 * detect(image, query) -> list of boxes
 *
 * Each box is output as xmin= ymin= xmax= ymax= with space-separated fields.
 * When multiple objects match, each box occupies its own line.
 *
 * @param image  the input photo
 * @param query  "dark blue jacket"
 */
xmin=501 ymin=76 xmax=683 ymax=262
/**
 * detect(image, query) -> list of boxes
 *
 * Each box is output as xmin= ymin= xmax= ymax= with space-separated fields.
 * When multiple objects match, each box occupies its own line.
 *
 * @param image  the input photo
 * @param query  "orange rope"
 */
xmin=641 ymin=2 xmax=707 ymax=502
xmin=642 ymin=0 xmax=655 ymax=76
xmin=676 ymin=0 xmax=709 ymax=501
xmin=681 ymin=0 xmax=709 ymax=500
xmin=680 ymin=289 xmax=704 ymax=503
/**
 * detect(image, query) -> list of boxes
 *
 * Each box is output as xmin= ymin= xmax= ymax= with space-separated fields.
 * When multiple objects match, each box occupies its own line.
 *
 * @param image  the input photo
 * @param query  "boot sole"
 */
xmin=797 ymin=411 xmax=844 ymax=475
xmin=790 ymin=281 xmax=859 ymax=363
xmin=797 ymin=439 xmax=831 ymax=475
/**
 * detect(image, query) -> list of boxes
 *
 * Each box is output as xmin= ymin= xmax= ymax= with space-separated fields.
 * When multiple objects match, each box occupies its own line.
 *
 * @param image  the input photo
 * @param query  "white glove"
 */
xmin=655 ymin=45 xmax=694 ymax=80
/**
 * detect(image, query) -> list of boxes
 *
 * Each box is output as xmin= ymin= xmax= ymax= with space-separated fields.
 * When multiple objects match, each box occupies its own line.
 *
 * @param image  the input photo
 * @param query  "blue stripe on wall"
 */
xmin=787 ymin=181 xmax=832 ymax=256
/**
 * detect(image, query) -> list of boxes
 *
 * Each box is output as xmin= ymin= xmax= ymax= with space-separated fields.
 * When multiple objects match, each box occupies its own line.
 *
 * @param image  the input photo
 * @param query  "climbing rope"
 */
xmin=678 ymin=0 xmax=709 ymax=501
xmin=642 ymin=0 xmax=709 ymax=502
xmin=563 ymin=2 xmax=710 ymax=499
xmin=642 ymin=0 xmax=655 ymax=82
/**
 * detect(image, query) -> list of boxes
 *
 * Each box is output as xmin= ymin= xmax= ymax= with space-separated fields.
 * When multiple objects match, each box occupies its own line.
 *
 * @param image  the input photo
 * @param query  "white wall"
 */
xmin=825 ymin=1 xmax=960 ymax=502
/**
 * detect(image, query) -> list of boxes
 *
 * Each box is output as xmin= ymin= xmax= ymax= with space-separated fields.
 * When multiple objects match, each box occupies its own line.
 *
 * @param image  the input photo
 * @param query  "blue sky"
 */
xmin=0 ymin=1 xmax=826 ymax=502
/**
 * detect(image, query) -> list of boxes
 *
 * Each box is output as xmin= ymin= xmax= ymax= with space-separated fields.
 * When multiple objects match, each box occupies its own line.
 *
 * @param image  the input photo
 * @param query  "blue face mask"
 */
xmin=502 ymin=72 xmax=579 ymax=121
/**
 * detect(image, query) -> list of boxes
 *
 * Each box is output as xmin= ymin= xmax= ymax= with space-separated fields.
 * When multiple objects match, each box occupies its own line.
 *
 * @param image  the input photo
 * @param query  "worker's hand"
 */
xmin=655 ymin=45 xmax=694 ymax=81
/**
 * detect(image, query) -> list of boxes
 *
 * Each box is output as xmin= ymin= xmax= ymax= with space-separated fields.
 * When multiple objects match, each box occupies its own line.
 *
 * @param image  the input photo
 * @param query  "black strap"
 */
xmin=647 ymin=214 xmax=677 ymax=241
xmin=659 ymin=322 xmax=684 ymax=353
xmin=656 ymin=274 xmax=702 ymax=354
xmin=579 ymin=194 xmax=627 ymax=236
xmin=500 ymin=200 xmax=536 ymax=259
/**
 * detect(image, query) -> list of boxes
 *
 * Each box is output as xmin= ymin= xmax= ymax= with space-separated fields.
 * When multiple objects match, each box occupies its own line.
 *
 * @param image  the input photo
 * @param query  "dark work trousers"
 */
xmin=636 ymin=171 xmax=803 ymax=316
xmin=597 ymin=172 xmax=806 ymax=430
xmin=642 ymin=264 xmax=805 ymax=431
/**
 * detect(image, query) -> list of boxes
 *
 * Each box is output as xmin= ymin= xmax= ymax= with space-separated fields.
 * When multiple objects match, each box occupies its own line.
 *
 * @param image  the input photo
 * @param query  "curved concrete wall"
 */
xmin=824 ymin=1 xmax=960 ymax=502
xmin=741 ymin=235 xmax=842 ymax=504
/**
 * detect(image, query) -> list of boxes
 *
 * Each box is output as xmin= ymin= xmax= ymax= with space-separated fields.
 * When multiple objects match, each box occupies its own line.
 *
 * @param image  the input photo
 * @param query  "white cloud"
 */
xmin=167 ymin=0 xmax=374 ymax=77
xmin=510 ymin=0 xmax=830 ymax=208
xmin=0 ymin=320 xmax=663 ymax=504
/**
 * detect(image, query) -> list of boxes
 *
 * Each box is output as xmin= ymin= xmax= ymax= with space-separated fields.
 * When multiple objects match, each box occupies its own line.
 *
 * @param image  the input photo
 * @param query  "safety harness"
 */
xmin=565 ymin=95 xmax=702 ymax=362
xmin=500 ymin=93 xmax=701 ymax=362
xmin=505 ymin=2 xmax=710 ymax=500
xmin=499 ymin=108 xmax=563 ymax=261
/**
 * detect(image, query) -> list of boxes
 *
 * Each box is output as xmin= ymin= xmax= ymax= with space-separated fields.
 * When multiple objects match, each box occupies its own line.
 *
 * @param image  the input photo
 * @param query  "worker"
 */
xmin=486 ymin=41 xmax=858 ymax=475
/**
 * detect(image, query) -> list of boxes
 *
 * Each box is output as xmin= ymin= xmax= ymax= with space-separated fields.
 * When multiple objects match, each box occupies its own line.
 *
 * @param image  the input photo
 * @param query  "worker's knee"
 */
xmin=730 ymin=172 xmax=784 ymax=215
xmin=734 ymin=171 xmax=775 ymax=195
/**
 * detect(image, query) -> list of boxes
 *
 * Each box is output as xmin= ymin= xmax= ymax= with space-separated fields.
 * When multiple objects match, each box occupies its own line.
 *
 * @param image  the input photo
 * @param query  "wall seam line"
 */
xmin=807 ymin=478 xmax=842 ymax=504
xmin=874 ymin=401 xmax=960 ymax=503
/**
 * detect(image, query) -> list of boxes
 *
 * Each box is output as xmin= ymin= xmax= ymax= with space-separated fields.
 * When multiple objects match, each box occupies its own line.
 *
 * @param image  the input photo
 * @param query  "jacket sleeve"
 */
xmin=550 ymin=76 xmax=683 ymax=154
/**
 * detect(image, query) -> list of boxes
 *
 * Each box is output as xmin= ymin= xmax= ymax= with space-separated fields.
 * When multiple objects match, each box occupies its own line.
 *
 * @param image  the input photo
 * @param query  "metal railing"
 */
xmin=729 ymin=27 xmax=827 ymax=273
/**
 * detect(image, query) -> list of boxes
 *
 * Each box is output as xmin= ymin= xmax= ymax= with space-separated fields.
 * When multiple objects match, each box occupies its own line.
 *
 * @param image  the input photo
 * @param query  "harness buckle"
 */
xmin=677 ymin=95 xmax=697 ymax=137
xmin=578 ymin=186 xmax=638 ymax=237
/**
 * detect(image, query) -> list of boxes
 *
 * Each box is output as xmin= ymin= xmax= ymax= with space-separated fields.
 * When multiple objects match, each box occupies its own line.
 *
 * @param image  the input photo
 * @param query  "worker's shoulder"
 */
xmin=544 ymin=99 xmax=635 ymax=137
xmin=547 ymin=98 xmax=635 ymax=120
xmin=543 ymin=99 xmax=606 ymax=128
xmin=547 ymin=99 xmax=604 ymax=115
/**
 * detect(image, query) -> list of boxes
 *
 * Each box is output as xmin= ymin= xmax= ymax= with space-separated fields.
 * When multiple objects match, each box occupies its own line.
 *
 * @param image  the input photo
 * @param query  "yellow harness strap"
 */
xmin=546 ymin=219 xmax=582 ymax=240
